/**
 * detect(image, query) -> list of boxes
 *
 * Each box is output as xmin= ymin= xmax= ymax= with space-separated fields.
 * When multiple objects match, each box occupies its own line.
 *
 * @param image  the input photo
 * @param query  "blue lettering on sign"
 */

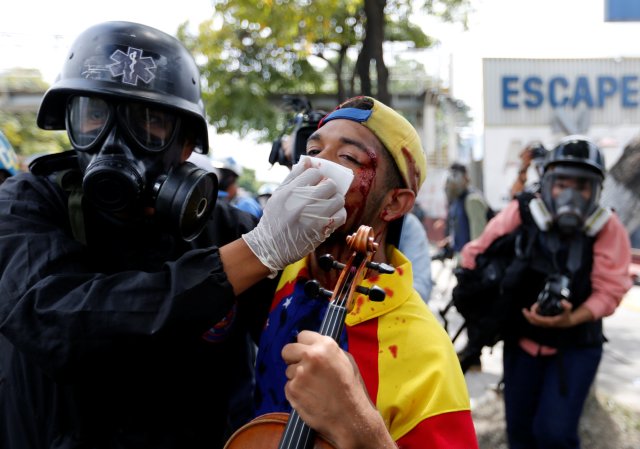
xmin=549 ymin=77 xmax=569 ymax=107
xmin=523 ymin=76 xmax=543 ymax=108
xmin=500 ymin=74 xmax=640 ymax=109
xmin=622 ymin=76 xmax=639 ymax=107
xmin=597 ymin=76 xmax=617 ymax=107
xmin=573 ymin=76 xmax=594 ymax=107
xmin=502 ymin=76 xmax=519 ymax=109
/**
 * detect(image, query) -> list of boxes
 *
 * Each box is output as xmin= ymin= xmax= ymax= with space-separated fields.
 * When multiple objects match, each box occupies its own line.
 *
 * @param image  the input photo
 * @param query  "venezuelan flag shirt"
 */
xmin=254 ymin=247 xmax=478 ymax=448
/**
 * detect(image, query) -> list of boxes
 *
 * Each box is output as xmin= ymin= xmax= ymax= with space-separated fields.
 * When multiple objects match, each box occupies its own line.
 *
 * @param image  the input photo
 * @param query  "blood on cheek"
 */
xmin=345 ymin=164 xmax=377 ymax=220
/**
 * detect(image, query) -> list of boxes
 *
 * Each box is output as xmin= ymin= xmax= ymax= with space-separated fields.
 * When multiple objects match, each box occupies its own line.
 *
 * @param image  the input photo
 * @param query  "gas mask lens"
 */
xmin=124 ymin=103 xmax=178 ymax=151
xmin=67 ymin=96 xmax=111 ymax=149
xmin=67 ymin=96 xmax=179 ymax=152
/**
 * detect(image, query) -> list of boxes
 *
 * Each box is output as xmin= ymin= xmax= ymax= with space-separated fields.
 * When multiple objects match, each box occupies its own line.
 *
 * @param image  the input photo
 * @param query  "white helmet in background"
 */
xmin=187 ymin=153 xmax=220 ymax=176
xmin=257 ymin=182 xmax=278 ymax=208
xmin=257 ymin=183 xmax=278 ymax=197
xmin=211 ymin=156 xmax=243 ymax=178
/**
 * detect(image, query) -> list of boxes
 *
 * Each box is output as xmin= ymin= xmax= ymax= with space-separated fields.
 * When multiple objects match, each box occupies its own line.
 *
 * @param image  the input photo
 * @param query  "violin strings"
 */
xmin=321 ymin=266 xmax=354 ymax=339
xmin=280 ymin=251 xmax=371 ymax=449
xmin=282 ymin=411 xmax=313 ymax=449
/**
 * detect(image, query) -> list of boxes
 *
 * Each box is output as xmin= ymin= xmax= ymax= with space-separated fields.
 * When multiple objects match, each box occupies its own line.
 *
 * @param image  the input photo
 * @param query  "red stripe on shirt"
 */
xmin=270 ymin=267 xmax=309 ymax=313
xmin=396 ymin=410 xmax=478 ymax=449
xmin=345 ymin=317 xmax=380 ymax=404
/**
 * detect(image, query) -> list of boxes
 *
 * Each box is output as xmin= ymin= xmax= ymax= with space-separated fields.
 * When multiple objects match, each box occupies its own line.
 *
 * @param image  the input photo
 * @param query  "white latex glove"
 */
xmin=242 ymin=162 xmax=347 ymax=277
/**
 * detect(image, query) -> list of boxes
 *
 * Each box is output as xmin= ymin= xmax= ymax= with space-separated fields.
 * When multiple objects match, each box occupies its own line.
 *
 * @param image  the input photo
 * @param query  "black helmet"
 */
xmin=543 ymin=135 xmax=604 ymax=178
xmin=37 ymin=21 xmax=208 ymax=153
xmin=541 ymin=135 xmax=605 ymax=234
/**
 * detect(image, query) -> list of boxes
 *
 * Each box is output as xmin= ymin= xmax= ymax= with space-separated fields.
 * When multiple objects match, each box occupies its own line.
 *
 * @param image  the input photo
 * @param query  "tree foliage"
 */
xmin=0 ymin=111 xmax=68 ymax=159
xmin=0 ymin=69 xmax=68 ymax=161
xmin=1 ymin=68 xmax=49 ymax=93
xmin=180 ymin=0 xmax=469 ymax=140
xmin=357 ymin=0 xmax=470 ymax=104
xmin=237 ymin=166 xmax=261 ymax=194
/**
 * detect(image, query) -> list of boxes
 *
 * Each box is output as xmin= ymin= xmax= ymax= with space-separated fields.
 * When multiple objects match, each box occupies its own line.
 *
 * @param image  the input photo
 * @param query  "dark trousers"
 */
xmin=503 ymin=343 xmax=602 ymax=449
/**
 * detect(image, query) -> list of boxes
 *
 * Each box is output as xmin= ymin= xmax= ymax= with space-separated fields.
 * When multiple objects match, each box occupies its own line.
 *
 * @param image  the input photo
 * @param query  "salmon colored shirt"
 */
xmin=460 ymin=200 xmax=632 ymax=356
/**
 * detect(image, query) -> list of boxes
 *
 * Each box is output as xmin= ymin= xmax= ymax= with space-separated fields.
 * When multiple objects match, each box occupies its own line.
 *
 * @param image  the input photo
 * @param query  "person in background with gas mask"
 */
xmin=0 ymin=21 xmax=346 ymax=449
xmin=460 ymin=135 xmax=632 ymax=449
xmin=439 ymin=162 xmax=490 ymax=262
xmin=435 ymin=162 xmax=491 ymax=370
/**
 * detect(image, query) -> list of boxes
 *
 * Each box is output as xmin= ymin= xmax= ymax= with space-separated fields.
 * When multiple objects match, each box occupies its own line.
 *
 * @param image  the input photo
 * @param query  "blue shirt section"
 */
xmin=234 ymin=196 xmax=263 ymax=219
xmin=217 ymin=190 xmax=263 ymax=218
xmin=449 ymin=194 xmax=471 ymax=252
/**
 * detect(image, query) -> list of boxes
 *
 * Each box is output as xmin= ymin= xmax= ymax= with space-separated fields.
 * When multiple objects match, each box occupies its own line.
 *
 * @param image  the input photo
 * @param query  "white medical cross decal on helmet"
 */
xmin=108 ymin=47 xmax=157 ymax=86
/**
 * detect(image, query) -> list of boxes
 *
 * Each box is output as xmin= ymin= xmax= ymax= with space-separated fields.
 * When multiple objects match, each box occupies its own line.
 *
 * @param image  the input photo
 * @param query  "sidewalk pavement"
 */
xmin=592 ymin=285 xmax=640 ymax=412
xmin=429 ymin=259 xmax=640 ymax=413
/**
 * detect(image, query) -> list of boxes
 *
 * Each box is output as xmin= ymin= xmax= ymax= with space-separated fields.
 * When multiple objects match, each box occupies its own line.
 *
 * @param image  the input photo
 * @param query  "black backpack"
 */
xmin=449 ymin=232 xmax=521 ymax=372
xmin=446 ymin=192 xmax=537 ymax=372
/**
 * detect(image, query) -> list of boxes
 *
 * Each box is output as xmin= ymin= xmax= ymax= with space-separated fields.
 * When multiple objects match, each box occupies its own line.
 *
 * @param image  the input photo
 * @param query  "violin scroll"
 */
xmin=307 ymin=225 xmax=394 ymax=310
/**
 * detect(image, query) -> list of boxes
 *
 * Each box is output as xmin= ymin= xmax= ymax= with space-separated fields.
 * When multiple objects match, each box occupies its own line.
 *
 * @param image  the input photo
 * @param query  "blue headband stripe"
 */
xmin=322 ymin=108 xmax=372 ymax=125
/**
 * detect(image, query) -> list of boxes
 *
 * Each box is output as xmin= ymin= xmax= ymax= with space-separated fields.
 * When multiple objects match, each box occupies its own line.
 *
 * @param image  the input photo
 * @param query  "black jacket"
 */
xmin=0 ymin=169 xmax=271 ymax=449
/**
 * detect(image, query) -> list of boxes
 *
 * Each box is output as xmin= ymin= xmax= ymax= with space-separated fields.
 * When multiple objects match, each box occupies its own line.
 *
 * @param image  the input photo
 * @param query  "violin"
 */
xmin=224 ymin=225 xmax=394 ymax=449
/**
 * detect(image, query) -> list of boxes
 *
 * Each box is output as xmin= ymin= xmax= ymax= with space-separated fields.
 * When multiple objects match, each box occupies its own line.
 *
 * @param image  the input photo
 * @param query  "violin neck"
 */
xmin=278 ymin=302 xmax=347 ymax=449
xmin=318 ymin=302 xmax=348 ymax=341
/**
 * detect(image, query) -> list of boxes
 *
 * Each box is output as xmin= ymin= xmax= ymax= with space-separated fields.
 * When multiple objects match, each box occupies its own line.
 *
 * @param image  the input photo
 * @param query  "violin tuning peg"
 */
xmin=355 ymin=285 xmax=386 ymax=302
xmin=304 ymin=280 xmax=333 ymax=299
xmin=318 ymin=254 xmax=345 ymax=272
xmin=318 ymin=254 xmax=334 ymax=271
xmin=366 ymin=261 xmax=395 ymax=274
xmin=367 ymin=285 xmax=386 ymax=302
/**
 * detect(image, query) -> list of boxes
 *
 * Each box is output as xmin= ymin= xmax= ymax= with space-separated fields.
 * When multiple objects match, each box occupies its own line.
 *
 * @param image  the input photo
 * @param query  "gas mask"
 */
xmin=534 ymin=165 xmax=604 ymax=236
xmin=67 ymin=95 xmax=217 ymax=241
xmin=552 ymin=188 xmax=588 ymax=235
xmin=444 ymin=170 xmax=467 ymax=203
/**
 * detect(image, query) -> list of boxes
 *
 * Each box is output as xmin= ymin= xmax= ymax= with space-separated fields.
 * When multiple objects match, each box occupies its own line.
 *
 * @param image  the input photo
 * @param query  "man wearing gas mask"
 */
xmin=439 ymin=162 xmax=491 ymax=261
xmin=460 ymin=135 xmax=632 ymax=449
xmin=0 ymin=21 xmax=346 ymax=449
